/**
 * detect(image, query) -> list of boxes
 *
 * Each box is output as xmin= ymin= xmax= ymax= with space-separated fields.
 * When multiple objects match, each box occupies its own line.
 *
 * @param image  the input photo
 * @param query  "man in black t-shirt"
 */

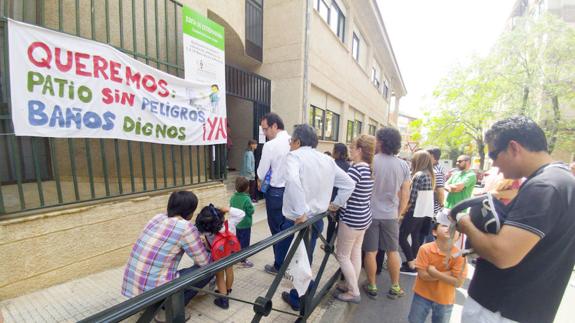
xmin=455 ymin=116 xmax=575 ymax=323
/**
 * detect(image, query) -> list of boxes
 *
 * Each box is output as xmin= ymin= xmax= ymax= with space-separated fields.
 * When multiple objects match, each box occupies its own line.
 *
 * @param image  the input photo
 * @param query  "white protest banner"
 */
xmin=182 ymin=7 xmax=226 ymax=120
xmin=8 ymin=19 xmax=227 ymax=145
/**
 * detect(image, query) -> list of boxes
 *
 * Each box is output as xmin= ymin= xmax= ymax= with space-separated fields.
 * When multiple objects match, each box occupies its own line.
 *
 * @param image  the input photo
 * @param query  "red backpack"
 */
xmin=209 ymin=220 xmax=241 ymax=261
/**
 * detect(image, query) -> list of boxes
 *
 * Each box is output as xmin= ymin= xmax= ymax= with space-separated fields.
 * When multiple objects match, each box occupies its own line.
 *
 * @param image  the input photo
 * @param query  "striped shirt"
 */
xmin=121 ymin=214 xmax=211 ymax=298
xmin=340 ymin=162 xmax=374 ymax=230
xmin=433 ymin=164 xmax=446 ymax=214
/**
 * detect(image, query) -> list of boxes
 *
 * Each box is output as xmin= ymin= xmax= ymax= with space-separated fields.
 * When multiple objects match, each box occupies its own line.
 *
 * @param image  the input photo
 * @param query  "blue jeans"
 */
xmin=408 ymin=293 xmax=453 ymax=323
xmin=177 ymin=265 xmax=215 ymax=305
xmin=264 ymin=186 xmax=294 ymax=270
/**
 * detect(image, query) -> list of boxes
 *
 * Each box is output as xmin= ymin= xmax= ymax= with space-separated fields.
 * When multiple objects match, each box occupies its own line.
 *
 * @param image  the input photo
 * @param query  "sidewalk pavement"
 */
xmin=0 ymin=201 xmax=341 ymax=323
xmin=2 ymin=196 xmax=574 ymax=323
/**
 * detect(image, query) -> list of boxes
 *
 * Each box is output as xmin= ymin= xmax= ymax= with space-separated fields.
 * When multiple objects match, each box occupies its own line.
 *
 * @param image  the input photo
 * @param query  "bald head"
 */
xmin=456 ymin=155 xmax=471 ymax=171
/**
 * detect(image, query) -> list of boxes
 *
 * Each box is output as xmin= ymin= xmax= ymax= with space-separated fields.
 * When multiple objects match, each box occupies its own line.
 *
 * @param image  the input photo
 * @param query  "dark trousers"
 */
xmin=249 ymin=180 xmax=258 ymax=201
xmin=399 ymin=212 xmax=426 ymax=262
xmin=264 ymin=186 xmax=294 ymax=270
xmin=236 ymin=227 xmax=251 ymax=250
xmin=177 ymin=265 xmax=215 ymax=305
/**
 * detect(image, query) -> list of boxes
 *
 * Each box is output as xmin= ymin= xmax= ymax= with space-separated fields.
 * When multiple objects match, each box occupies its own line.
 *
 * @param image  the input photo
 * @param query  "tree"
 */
xmin=416 ymin=14 xmax=575 ymax=165
xmin=413 ymin=56 xmax=500 ymax=169
xmin=490 ymin=14 xmax=575 ymax=153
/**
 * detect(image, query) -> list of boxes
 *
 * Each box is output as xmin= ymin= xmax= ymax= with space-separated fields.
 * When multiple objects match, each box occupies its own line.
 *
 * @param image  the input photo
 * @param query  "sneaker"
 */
xmin=334 ymin=292 xmax=361 ymax=304
xmin=362 ymin=283 xmax=378 ymax=299
xmin=239 ymin=260 xmax=254 ymax=268
xmin=400 ymin=265 xmax=417 ymax=276
xmin=281 ymin=291 xmax=300 ymax=311
xmin=387 ymin=285 xmax=405 ymax=300
xmin=214 ymin=297 xmax=229 ymax=309
xmin=264 ymin=264 xmax=279 ymax=275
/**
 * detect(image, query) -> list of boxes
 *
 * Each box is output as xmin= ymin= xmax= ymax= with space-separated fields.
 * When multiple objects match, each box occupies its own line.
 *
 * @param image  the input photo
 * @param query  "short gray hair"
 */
xmin=292 ymin=124 xmax=318 ymax=148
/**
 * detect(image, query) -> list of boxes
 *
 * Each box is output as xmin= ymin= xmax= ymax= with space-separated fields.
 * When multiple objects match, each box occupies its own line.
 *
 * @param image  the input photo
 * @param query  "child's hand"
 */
xmin=220 ymin=206 xmax=230 ymax=213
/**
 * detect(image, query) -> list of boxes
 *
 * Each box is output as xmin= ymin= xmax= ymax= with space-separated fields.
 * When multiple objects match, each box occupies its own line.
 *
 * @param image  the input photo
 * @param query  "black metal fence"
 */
xmin=80 ymin=213 xmax=341 ymax=323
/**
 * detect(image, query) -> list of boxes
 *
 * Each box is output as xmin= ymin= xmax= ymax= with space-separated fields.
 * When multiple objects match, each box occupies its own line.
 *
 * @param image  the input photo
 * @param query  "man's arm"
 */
xmin=398 ymin=179 xmax=410 ymax=216
xmin=435 ymin=187 xmax=445 ymax=207
xmin=256 ymin=143 xmax=271 ymax=180
xmin=282 ymin=153 xmax=307 ymax=222
xmin=181 ymin=227 xmax=211 ymax=266
xmin=458 ymin=216 xmax=541 ymax=269
xmin=332 ymin=165 xmax=355 ymax=208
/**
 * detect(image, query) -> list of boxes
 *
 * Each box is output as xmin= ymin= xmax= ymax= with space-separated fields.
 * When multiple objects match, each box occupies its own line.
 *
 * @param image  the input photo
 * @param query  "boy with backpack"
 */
xmin=408 ymin=213 xmax=467 ymax=323
xmin=230 ymin=176 xmax=255 ymax=268
xmin=195 ymin=204 xmax=242 ymax=309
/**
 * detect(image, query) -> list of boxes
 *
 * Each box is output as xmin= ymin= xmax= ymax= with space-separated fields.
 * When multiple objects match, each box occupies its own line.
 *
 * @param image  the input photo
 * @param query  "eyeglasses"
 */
xmin=456 ymin=159 xmax=469 ymax=164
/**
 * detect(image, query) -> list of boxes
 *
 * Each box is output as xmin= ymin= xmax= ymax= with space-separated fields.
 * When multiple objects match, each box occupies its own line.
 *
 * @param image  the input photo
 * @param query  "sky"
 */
xmin=376 ymin=0 xmax=517 ymax=117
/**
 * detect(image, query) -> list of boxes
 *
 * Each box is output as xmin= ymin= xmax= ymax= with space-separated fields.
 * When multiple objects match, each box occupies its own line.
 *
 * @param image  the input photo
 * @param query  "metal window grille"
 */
xmin=0 ymin=0 xmax=233 ymax=217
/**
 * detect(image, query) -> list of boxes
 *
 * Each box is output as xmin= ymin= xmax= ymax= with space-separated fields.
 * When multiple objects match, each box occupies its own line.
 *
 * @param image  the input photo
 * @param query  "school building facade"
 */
xmin=0 ymin=0 xmax=405 ymax=299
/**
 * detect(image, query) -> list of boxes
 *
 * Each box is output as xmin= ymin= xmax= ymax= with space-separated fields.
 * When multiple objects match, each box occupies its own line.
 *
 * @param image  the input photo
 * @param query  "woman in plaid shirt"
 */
xmin=399 ymin=151 xmax=436 ymax=274
xmin=121 ymin=191 xmax=212 ymax=306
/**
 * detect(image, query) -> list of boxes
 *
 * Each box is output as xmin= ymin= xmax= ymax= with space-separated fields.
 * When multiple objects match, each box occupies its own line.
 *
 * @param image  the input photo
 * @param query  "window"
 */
xmin=355 ymin=120 xmax=362 ymax=138
xmin=309 ymin=106 xmax=324 ymax=135
xmin=346 ymin=118 xmax=363 ymax=143
xmin=324 ymin=110 xmax=340 ymax=141
xmin=346 ymin=120 xmax=354 ymax=143
xmin=317 ymin=0 xmax=330 ymax=23
xmin=368 ymin=124 xmax=377 ymax=136
xmin=371 ymin=67 xmax=380 ymax=89
xmin=383 ymin=79 xmax=389 ymax=100
xmin=315 ymin=0 xmax=346 ymax=42
xmin=352 ymin=33 xmax=360 ymax=62
xmin=309 ymin=106 xmax=340 ymax=141
xmin=329 ymin=2 xmax=345 ymax=41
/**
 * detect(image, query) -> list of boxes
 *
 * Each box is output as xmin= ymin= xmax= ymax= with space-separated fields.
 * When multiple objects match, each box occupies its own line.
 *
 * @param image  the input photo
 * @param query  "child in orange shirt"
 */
xmin=408 ymin=217 xmax=468 ymax=323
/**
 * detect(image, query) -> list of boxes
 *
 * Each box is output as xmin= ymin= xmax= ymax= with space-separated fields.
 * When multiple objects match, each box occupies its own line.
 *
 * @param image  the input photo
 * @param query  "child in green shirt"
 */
xmin=230 ymin=176 xmax=255 ymax=268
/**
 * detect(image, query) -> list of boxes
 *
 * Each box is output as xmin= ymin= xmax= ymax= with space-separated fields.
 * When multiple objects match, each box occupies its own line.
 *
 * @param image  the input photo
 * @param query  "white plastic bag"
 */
xmin=285 ymin=241 xmax=313 ymax=296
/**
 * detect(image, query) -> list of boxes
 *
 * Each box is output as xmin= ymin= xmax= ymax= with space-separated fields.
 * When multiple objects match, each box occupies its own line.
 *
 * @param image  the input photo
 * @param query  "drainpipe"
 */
xmin=302 ymin=0 xmax=311 ymax=124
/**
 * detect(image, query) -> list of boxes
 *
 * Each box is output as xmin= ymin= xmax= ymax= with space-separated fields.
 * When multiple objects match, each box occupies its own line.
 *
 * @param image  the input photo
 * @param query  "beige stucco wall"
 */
xmin=0 ymin=183 xmax=226 ymax=299
xmin=310 ymin=11 xmax=390 ymax=127
xmin=256 ymin=0 xmax=306 ymax=131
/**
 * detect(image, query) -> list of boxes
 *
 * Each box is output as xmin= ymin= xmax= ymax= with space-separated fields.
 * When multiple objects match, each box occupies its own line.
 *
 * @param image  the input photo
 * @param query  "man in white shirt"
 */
xmin=280 ymin=124 xmax=355 ymax=311
xmin=257 ymin=113 xmax=292 ymax=275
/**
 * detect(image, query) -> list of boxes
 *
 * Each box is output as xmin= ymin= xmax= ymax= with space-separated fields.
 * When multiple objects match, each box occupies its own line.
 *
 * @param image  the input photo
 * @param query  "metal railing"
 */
xmin=80 ymin=212 xmax=341 ymax=323
xmin=0 ymin=0 xmax=236 ymax=216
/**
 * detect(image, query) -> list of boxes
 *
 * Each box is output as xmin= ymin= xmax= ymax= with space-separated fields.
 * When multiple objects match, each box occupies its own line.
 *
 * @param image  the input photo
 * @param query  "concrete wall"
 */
xmin=0 ymin=183 xmax=227 ymax=299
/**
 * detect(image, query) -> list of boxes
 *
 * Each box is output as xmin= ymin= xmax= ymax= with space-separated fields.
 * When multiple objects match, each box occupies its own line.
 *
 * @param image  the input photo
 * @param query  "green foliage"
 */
xmin=418 ymin=14 xmax=575 ymax=164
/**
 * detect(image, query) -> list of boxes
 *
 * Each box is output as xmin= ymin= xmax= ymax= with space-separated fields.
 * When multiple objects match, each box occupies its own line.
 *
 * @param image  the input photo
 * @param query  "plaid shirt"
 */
xmin=121 ymin=214 xmax=211 ymax=298
xmin=407 ymin=171 xmax=434 ymax=214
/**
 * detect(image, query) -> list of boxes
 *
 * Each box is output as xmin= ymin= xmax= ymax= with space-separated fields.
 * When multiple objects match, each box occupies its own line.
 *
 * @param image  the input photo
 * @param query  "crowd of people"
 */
xmin=120 ymin=114 xmax=575 ymax=323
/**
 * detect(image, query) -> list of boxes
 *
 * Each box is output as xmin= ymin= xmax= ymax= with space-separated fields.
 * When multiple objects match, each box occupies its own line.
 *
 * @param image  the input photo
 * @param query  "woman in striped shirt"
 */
xmin=333 ymin=135 xmax=375 ymax=303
